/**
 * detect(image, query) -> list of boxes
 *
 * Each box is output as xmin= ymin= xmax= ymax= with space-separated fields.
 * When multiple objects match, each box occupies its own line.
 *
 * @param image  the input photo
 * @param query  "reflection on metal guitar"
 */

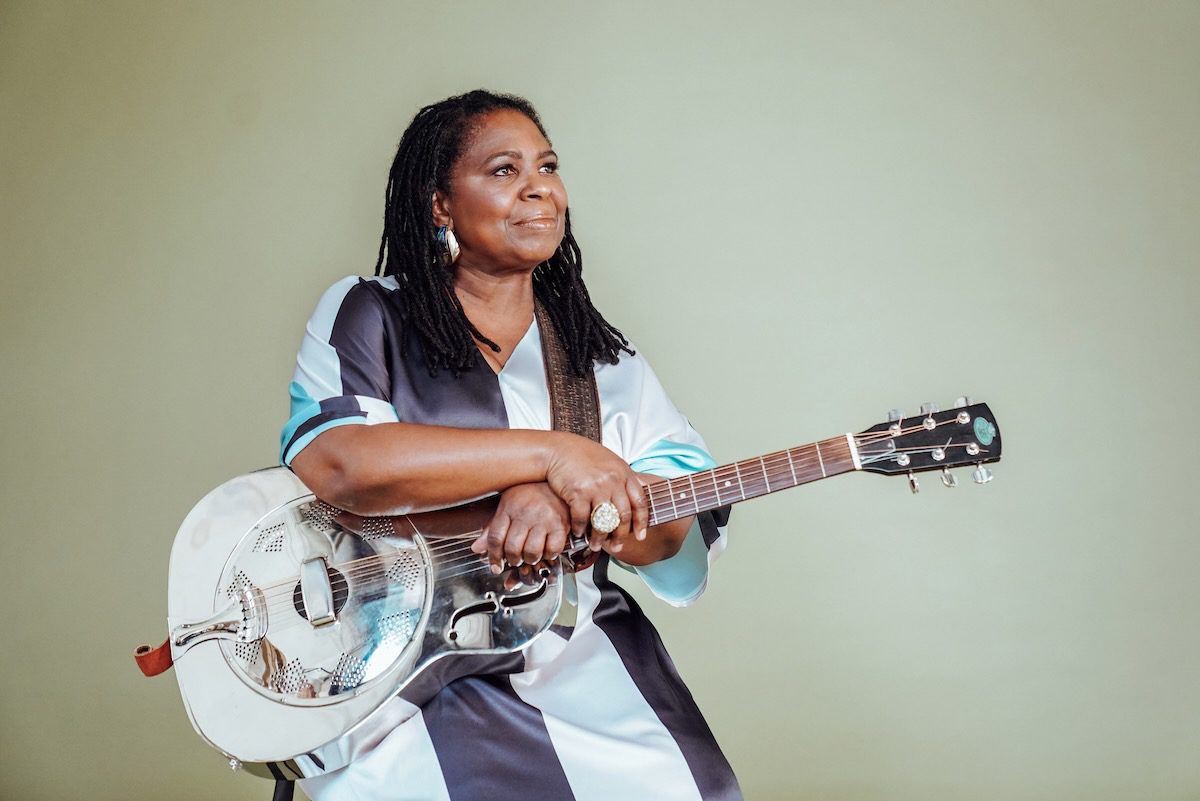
xmin=156 ymin=400 xmax=1001 ymax=776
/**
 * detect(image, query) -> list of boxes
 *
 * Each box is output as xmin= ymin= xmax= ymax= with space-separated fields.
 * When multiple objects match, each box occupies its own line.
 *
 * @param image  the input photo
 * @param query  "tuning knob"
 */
xmin=941 ymin=468 xmax=958 ymax=488
xmin=908 ymin=472 xmax=920 ymax=494
xmin=972 ymin=464 xmax=994 ymax=484
xmin=955 ymin=396 xmax=971 ymax=408
xmin=888 ymin=408 xmax=903 ymax=422
xmin=920 ymin=402 xmax=938 ymax=415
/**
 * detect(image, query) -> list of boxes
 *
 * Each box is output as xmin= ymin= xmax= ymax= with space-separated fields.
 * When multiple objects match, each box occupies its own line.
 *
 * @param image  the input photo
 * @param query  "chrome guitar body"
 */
xmin=167 ymin=467 xmax=565 ymax=769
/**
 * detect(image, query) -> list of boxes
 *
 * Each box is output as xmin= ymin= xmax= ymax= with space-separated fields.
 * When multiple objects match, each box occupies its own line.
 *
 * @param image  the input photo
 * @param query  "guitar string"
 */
xmin=277 ymin=446 xmax=831 ymax=599
xmin=249 ymin=418 xmax=977 ymax=611
xmin=251 ymin=449 xmax=840 ymax=610
xmin=256 ymin=451 xmax=927 ymax=614
xmin=248 ymin=417 xmax=986 ymax=631
xmin=264 ymin=429 xmax=978 ymax=613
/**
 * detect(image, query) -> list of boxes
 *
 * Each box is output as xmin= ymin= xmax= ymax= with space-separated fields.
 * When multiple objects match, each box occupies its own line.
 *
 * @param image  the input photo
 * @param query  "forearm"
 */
xmin=290 ymin=422 xmax=568 ymax=515
xmin=609 ymin=516 xmax=695 ymax=566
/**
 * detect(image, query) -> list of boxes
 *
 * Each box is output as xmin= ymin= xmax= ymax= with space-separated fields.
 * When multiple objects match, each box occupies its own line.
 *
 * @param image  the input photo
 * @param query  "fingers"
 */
xmin=474 ymin=514 xmax=511 ymax=574
xmin=628 ymin=475 xmax=649 ymax=542
xmin=513 ymin=525 xmax=547 ymax=568
xmin=544 ymin=526 xmax=568 ymax=563
xmin=567 ymin=496 xmax=593 ymax=542
xmin=480 ymin=484 xmax=572 ymax=573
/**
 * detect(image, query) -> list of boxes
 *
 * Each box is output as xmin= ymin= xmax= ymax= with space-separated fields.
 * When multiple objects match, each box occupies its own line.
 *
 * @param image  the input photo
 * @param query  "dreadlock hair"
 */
xmin=375 ymin=89 xmax=632 ymax=377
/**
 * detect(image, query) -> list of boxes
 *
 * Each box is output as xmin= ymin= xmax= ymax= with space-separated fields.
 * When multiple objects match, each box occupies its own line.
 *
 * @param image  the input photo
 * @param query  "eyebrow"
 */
xmin=482 ymin=149 xmax=558 ymax=164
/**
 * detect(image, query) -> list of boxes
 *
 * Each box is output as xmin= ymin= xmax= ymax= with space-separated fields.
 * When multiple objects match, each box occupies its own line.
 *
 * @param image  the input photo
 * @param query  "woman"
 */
xmin=282 ymin=90 xmax=740 ymax=801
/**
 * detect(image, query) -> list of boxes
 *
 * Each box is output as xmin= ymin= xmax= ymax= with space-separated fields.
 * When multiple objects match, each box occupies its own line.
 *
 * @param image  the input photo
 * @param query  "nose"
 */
xmin=522 ymin=171 xmax=551 ymax=200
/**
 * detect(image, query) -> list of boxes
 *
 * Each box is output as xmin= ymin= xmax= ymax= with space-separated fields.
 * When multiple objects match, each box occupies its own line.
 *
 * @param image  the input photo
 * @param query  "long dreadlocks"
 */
xmin=374 ymin=89 xmax=632 ymax=377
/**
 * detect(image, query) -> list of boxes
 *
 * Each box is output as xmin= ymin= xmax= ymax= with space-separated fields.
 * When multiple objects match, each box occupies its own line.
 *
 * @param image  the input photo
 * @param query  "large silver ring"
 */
xmin=590 ymin=501 xmax=621 ymax=534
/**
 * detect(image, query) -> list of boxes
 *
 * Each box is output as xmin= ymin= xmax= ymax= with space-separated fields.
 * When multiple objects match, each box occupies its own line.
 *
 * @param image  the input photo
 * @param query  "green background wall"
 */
xmin=2 ymin=2 xmax=1197 ymax=799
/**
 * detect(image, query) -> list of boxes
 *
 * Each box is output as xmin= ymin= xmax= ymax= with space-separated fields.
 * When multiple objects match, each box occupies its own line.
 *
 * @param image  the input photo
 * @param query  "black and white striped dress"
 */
xmin=281 ymin=276 xmax=740 ymax=801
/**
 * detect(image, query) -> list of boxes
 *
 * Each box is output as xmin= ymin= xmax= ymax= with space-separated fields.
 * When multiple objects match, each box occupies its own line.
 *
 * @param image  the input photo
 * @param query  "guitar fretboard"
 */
xmin=644 ymin=435 xmax=857 ymax=526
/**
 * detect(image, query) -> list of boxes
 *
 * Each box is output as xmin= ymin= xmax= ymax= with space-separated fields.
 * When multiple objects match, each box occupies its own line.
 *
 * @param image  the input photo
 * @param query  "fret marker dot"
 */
xmin=679 ymin=492 xmax=687 ymax=499
xmin=724 ymin=481 xmax=732 ymax=487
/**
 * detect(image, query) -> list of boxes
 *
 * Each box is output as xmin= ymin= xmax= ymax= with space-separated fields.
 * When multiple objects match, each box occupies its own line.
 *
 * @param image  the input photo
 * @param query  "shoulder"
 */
xmin=313 ymin=274 xmax=400 ymax=310
xmin=306 ymin=274 xmax=400 ymax=329
xmin=595 ymin=338 xmax=667 ymax=394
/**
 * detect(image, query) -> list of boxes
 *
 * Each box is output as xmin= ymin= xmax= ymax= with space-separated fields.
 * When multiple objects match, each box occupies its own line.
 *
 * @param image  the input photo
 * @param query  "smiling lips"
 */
xmin=513 ymin=215 xmax=557 ymax=228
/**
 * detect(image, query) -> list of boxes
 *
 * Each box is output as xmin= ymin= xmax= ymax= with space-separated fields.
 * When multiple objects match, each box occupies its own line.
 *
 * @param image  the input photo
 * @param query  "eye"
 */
xmin=539 ymin=162 xmax=559 ymax=174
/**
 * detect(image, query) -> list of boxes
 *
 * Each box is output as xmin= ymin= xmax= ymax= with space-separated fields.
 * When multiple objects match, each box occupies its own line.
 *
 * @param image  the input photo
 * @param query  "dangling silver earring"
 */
xmin=436 ymin=226 xmax=460 ymax=265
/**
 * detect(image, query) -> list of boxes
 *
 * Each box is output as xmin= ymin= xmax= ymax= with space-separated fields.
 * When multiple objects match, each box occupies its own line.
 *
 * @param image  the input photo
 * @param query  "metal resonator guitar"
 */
xmin=152 ymin=399 xmax=1001 ymax=776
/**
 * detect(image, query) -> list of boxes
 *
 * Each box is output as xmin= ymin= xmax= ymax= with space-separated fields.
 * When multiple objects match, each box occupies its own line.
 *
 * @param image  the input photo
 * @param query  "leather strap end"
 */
xmin=134 ymin=639 xmax=174 ymax=677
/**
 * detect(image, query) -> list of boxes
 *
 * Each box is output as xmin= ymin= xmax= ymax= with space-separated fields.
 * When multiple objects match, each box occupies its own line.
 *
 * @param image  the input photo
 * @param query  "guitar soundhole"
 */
xmin=291 ymin=566 xmax=350 ymax=621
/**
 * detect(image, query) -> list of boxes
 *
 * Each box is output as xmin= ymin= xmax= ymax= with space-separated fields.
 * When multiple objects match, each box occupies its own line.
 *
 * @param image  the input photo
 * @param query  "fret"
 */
xmin=710 ymin=469 xmax=723 ymax=507
xmin=687 ymin=473 xmax=701 ymax=515
xmin=786 ymin=448 xmax=799 ymax=486
xmin=733 ymin=460 xmax=746 ymax=500
xmin=815 ymin=441 xmax=827 ymax=478
xmin=759 ymin=455 xmax=770 ymax=493
xmin=646 ymin=482 xmax=664 ymax=527
xmin=667 ymin=476 xmax=679 ymax=521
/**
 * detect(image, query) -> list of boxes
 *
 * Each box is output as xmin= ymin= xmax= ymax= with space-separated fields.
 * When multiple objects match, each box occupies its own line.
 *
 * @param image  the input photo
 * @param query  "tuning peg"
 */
xmin=972 ymin=464 xmax=994 ymax=484
xmin=955 ymin=396 xmax=971 ymax=408
xmin=920 ymin=402 xmax=938 ymax=415
xmin=887 ymin=408 xmax=903 ymax=422
xmin=941 ymin=468 xmax=958 ymax=488
xmin=908 ymin=472 xmax=920 ymax=494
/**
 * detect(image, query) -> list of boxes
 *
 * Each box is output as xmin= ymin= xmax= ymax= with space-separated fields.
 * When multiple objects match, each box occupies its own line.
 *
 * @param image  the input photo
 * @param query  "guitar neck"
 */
xmin=644 ymin=434 xmax=860 ymax=526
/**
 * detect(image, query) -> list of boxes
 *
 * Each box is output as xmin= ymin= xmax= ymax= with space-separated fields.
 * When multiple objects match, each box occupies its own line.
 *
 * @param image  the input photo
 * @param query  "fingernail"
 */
xmin=612 ymin=542 xmax=623 ymax=553
xmin=636 ymin=528 xmax=647 ymax=541
xmin=491 ymin=564 xmax=502 ymax=574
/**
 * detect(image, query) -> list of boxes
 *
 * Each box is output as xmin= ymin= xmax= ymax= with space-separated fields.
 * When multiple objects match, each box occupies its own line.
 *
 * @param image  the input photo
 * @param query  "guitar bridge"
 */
xmin=172 ymin=587 xmax=268 ymax=653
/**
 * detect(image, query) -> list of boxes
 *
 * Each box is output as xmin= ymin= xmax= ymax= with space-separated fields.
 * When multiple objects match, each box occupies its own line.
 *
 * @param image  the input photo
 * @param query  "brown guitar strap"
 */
xmin=534 ymin=301 xmax=603 ymax=444
xmin=533 ymin=301 xmax=605 ymax=573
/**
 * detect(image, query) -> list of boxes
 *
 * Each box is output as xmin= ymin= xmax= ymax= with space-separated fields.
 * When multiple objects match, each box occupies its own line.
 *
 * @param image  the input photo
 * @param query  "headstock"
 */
xmin=854 ymin=397 xmax=1001 ymax=492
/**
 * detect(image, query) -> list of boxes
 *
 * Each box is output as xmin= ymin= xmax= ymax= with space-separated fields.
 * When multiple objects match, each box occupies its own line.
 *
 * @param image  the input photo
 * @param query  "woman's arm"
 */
xmin=289 ymin=421 xmax=649 ymax=546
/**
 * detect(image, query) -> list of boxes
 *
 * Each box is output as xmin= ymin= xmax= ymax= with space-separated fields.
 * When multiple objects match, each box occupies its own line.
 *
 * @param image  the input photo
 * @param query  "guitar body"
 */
xmin=167 ymin=467 xmax=564 ymax=766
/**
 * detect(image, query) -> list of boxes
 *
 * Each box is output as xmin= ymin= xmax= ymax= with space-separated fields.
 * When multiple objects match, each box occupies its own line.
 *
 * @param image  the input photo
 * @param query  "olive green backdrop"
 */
xmin=2 ymin=2 xmax=1197 ymax=799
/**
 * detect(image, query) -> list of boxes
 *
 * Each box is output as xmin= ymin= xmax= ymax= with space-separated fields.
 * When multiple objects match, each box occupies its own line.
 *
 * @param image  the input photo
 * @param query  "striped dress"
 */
xmin=280 ymin=276 xmax=740 ymax=801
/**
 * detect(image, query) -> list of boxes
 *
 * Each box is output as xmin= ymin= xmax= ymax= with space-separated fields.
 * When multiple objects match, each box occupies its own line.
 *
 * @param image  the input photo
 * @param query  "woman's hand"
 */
xmin=471 ymin=482 xmax=571 ymax=573
xmin=544 ymin=433 xmax=649 ymax=553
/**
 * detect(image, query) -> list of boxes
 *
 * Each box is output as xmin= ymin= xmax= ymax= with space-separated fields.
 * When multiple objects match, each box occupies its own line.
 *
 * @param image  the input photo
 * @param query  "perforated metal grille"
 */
xmin=358 ymin=517 xmax=393 ymax=540
xmin=252 ymin=522 xmax=286 ymax=553
xmin=331 ymin=652 xmax=367 ymax=690
xmin=300 ymin=500 xmax=340 ymax=532
xmin=225 ymin=569 xmax=254 ymax=599
xmin=235 ymin=640 xmax=261 ymax=663
xmin=379 ymin=610 xmax=419 ymax=647
xmin=272 ymin=658 xmax=306 ymax=694
xmin=385 ymin=551 xmax=421 ymax=590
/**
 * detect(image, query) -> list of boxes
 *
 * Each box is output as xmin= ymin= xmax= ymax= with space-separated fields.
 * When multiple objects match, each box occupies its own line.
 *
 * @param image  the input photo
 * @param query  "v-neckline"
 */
xmin=477 ymin=315 xmax=538 ymax=376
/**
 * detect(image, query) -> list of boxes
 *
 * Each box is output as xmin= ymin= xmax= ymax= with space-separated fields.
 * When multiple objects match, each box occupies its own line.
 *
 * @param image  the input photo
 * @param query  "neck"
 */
xmin=453 ymin=265 xmax=535 ymax=318
xmin=643 ymin=435 xmax=861 ymax=526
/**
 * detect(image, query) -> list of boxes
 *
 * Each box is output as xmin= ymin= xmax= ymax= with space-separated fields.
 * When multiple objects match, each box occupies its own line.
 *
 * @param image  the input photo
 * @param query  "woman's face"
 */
xmin=434 ymin=108 xmax=568 ymax=273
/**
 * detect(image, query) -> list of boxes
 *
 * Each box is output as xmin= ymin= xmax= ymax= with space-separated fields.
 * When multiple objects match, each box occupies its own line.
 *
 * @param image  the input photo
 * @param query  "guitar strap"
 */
xmin=533 ymin=301 xmax=605 ymax=573
xmin=534 ymin=301 xmax=603 ymax=445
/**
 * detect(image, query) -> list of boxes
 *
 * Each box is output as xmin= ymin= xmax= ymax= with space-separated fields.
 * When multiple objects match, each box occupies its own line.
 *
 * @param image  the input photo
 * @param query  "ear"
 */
xmin=431 ymin=190 xmax=452 ymax=228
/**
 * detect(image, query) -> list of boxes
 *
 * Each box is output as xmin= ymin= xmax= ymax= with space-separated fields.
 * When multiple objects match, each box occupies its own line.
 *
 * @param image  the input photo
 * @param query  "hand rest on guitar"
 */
xmin=153 ymin=400 xmax=1000 ymax=774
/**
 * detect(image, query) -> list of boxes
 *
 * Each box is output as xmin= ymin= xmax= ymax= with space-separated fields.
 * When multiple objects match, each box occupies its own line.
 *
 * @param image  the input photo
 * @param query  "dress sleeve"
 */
xmin=606 ymin=351 xmax=731 ymax=607
xmin=280 ymin=277 xmax=402 ymax=465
